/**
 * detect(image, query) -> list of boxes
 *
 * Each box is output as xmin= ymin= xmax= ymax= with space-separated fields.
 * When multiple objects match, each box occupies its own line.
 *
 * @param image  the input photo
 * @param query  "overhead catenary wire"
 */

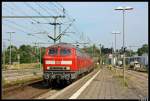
xmin=5 ymin=20 xmax=49 ymax=39
xmin=4 ymin=2 xmax=50 ymax=32
xmin=50 ymin=2 xmax=64 ymax=15
xmin=4 ymin=19 xmax=39 ymax=34
xmin=3 ymin=2 xmax=92 ymax=47
xmin=35 ymin=2 xmax=72 ymax=36
xmin=3 ymin=22 xmax=48 ymax=41
xmin=12 ymin=2 xmax=39 ymax=23
xmin=54 ymin=3 xmax=85 ymax=38
xmin=3 ymin=4 xmax=53 ymax=40
xmin=12 ymin=2 xmax=49 ymax=31
xmin=34 ymin=2 xmax=61 ymax=31
xmin=49 ymin=2 xmax=67 ymax=24
xmin=35 ymin=2 xmax=53 ymax=16
xmin=24 ymin=2 xmax=51 ymax=23
xmin=43 ymin=3 xmax=62 ymax=17
xmin=2 ymin=25 xmax=36 ymax=46
xmin=2 ymin=3 xmax=60 ymax=47
xmin=53 ymin=3 xmax=82 ymax=36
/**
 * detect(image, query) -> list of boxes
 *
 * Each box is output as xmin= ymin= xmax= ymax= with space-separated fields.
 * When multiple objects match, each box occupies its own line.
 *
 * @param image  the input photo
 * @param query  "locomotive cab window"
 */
xmin=60 ymin=48 xmax=71 ymax=55
xmin=48 ymin=48 xmax=58 ymax=55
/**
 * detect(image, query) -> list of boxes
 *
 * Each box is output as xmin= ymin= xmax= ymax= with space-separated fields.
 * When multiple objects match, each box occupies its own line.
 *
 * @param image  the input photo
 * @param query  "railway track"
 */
xmin=126 ymin=73 xmax=148 ymax=98
xmin=2 ymin=66 xmax=97 ymax=99
xmin=2 ymin=78 xmax=43 ymax=94
xmin=3 ymin=68 xmax=42 ymax=77
xmin=2 ymin=79 xmax=62 ymax=99
xmin=115 ymin=68 xmax=148 ymax=98
xmin=2 ymin=68 xmax=43 ymax=84
xmin=127 ymin=70 xmax=148 ymax=80
xmin=115 ymin=68 xmax=148 ymax=80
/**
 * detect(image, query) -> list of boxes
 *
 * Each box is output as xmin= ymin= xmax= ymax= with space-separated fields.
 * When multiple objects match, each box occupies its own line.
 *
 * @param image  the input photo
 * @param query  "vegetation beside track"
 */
xmin=2 ymin=75 xmax=43 ymax=88
xmin=3 ymin=63 xmax=41 ymax=70
xmin=108 ymin=65 xmax=129 ymax=87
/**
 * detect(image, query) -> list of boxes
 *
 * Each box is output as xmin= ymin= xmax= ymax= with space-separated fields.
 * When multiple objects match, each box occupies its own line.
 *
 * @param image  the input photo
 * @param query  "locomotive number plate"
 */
xmin=55 ymin=61 xmax=61 ymax=64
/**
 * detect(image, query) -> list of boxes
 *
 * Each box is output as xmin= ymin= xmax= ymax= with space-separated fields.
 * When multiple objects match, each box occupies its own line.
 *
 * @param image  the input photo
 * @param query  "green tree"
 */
xmin=41 ymin=47 xmax=46 ymax=63
xmin=137 ymin=44 xmax=148 ymax=56
xmin=19 ymin=45 xmax=33 ymax=63
xmin=5 ymin=45 xmax=18 ymax=64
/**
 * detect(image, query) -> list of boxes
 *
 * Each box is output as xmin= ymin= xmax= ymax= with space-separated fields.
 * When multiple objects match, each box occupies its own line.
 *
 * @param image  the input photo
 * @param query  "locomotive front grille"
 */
xmin=47 ymin=66 xmax=70 ymax=70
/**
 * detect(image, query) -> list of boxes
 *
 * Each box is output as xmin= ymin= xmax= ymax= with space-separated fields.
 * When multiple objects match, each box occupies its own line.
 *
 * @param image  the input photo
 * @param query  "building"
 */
xmin=126 ymin=53 xmax=148 ymax=66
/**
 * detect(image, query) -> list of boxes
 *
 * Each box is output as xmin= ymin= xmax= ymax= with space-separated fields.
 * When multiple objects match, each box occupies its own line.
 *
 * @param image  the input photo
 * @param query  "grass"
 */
xmin=110 ymin=66 xmax=129 ymax=87
xmin=2 ymin=77 xmax=6 ymax=87
xmin=2 ymin=75 xmax=42 ymax=88
xmin=115 ymin=75 xmax=128 ymax=87
xmin=3 ymin=63 xmax=42 ymax=70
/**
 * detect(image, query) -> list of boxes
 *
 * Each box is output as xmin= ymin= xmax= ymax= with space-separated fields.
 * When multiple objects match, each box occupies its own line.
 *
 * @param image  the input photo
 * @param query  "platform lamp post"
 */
xmin=114 ymin=6 xmax=133 ymax=85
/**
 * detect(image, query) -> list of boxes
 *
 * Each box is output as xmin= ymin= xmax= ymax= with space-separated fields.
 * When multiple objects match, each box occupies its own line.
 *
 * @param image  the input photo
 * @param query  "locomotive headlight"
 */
xmin=47 ymin=66 xmax=50 ymax=70
xmin=45 ymin=60 xmax=55 ymax=64
xmin=66 ymin=66 xmax=70 ymax=70
xmin=61 ymin=61 xmax=72 ymax=65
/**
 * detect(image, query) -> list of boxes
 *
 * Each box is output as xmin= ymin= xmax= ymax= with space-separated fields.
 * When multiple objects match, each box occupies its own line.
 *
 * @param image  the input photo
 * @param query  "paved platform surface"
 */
xmin=77 ymin=67 xmax=140 ymax=99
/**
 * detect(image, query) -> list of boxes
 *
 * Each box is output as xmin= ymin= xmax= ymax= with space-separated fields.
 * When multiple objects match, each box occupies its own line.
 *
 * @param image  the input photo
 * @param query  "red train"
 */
xmin=43 ymin=43 xmax=94 ymax=86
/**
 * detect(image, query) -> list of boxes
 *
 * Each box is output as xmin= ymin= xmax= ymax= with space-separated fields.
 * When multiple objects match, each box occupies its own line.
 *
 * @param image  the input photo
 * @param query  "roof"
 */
xmin=47 ymin=43 xmax=76 ymax=49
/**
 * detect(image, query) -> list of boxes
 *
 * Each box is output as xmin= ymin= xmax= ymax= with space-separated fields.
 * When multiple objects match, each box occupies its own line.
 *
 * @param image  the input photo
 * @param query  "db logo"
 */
xmin=56 ymin=61 xmax=61 ymax=64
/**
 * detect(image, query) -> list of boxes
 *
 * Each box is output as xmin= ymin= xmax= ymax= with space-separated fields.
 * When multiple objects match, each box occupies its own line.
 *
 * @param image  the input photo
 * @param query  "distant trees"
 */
xmin=117 ymin=47 xmax=133 ymax=57
xmin=2 ymin=43 xmax=147 ymax=65
xmin=114 ymin=44 xmax=148 ymax=57
xmin=2 ymin=44 xmax=46 ymax=64
xmin=4 ymin=45 xmax=18 ymax=64
xmin=137 ymin=44 xmax=148 ymax=56
xmin=81 ymin=44 xmax=113 ymax=57
xmin=19 ymin=45 xmax=32 ymax=63
xmin=101 ymin=47 xmax=113 ymax=55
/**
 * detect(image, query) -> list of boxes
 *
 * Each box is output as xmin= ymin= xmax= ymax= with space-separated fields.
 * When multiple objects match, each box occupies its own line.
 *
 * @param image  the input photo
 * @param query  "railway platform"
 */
xmin=45 ymin=66 xmax=148 ymax=99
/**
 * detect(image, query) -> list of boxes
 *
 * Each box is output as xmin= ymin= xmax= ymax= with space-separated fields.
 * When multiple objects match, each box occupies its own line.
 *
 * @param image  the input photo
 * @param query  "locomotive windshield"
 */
xmin=60 ymin=48 xmax=71 ymax=55
xmin=48 ymin=48 xmax=58 ymax=55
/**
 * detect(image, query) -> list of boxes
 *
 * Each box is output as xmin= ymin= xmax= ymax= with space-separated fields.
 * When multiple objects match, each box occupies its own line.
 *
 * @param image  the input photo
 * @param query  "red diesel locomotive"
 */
xmin=43 ymin=43 xmax=94 ymax=85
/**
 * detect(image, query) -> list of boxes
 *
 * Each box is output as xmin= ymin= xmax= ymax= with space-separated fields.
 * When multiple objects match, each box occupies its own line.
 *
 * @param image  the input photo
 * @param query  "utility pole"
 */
xmin=114 ymin=6 xmax=133 ymax=85
xmin=17 ymin=54 xmax=20 ymax=69
xmin=34 ymin=42 xmax=39 ymax=64
xmin=3 ymin=41 xmax=6 ymax=70
xmin=32 ymin=16 xmax=64 ymax=44
xmin=33 ymin=42 xmax=54 ymax=71
xmin=3 ymin=39 xmax=10 ymax=69
xmin=112 ymin=31 xmax=120 ymax=67
xmin=99 ymin=44 xmax=101 ymax=66
xmin=35 ymin=42 xmax=41 ymax=70
xmin=93 ymin=44 xmax=95 ymax=57
xmin=32 ymin=20 xmax=76 ymax=45
xmin=7 ymin=32 xmax=15 ymax=66
xmin=39 ymin=43 xmax=42 ymax=71
xmin=59 ymin=24 xmax=62 ymax=43
xmin=53 ymin=17 xmax=57 ymax=44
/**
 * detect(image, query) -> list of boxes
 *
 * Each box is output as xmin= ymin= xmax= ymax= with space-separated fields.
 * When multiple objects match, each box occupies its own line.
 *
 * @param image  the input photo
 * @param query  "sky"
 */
xmin=2 ymin=2 xmax=148 ymax=51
